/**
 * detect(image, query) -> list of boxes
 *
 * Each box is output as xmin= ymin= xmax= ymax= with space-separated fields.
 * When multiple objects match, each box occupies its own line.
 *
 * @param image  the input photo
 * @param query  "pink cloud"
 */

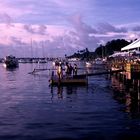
xmin=0 ymin=20 xmax=139 ymax=57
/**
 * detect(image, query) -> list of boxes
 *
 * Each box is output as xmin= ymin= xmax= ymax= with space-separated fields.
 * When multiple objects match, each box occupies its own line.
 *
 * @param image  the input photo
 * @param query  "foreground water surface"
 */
xmin=0 ymin=62 xmax=140 ymax=140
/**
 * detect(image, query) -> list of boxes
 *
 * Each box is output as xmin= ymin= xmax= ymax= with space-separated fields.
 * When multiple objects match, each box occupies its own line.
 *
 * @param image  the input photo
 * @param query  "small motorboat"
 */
xmin=4 ymin=55 xmax=19 ymax=68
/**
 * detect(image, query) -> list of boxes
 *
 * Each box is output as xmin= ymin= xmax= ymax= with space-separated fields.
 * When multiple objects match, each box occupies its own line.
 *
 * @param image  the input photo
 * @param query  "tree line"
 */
xmin=67 ymin=39 xmax=132 ymax=60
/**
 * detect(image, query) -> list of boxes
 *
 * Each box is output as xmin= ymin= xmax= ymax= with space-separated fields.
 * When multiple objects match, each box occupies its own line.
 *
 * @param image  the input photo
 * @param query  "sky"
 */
xmin=0 ymin=0 xmax=140 ymax=57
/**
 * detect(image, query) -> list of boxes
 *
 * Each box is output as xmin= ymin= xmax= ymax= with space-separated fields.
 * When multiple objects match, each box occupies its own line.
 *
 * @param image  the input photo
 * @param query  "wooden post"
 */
xmin=138 ymin=80 xmax=140 ymax=101
xmin=86 ymin=71 xmax=88 ymax=85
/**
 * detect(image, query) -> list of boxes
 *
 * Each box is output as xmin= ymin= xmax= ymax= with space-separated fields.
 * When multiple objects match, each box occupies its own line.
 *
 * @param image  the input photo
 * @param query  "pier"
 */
xmin=110 ymin=61 xmax=140 ymax=102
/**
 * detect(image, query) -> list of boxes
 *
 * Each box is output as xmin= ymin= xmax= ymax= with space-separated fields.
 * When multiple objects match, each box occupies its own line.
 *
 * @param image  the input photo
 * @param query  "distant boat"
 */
xmin=38 ymin=59 xmax=47 ymax=63
xmin=94 ymin=58 xmax=106 ymax=65
xmin=52 ymin=60 xmax=65 ymax=67
xmin=86 ymin=61 xmax=92 ymax=68
xmin=4 ymin=55 xmax=19 ymax=68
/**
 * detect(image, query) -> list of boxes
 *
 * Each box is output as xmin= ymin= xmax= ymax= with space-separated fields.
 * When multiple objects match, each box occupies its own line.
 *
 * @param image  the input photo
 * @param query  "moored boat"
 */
xmin=86 ymin=61 xmax=93 ymax=68
xmin=4 ymin=55 xmax=19 ymax=68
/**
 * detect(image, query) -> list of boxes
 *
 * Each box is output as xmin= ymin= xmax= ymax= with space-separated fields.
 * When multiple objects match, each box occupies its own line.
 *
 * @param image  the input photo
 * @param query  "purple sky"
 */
xmin=0 ymin=0 xmax=140 ymax=57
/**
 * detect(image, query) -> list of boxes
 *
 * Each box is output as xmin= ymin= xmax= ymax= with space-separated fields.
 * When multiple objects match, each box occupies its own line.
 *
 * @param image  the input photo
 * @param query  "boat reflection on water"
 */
xmin=111 ymin=75 xmax=140 ymax=115
xmin=50 ymin=86 xmax=63 ymax=99
xmin=66 ymin=86 xmax=78 ymax=95
xmin=50 ymin=85 xmax=86 ymax=100
xmin=57 ymin=86 xmax=63 ymax=98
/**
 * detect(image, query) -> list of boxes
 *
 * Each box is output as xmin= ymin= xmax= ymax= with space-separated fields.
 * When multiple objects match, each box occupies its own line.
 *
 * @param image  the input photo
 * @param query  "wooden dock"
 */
xmin=49 ymin=69 xmax=124 ymax=86
xmin=49 ymin=75 xmax=88 ymax=86
xmin=110 ymin=61 xmax=140 ymax=100
xmin=77 ymin=69 xmax=124 ymax=77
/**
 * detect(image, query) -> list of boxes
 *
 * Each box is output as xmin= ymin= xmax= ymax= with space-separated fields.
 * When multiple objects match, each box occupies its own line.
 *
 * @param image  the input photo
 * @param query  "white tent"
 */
xmin=121 ymin=39 xmax=140 ymax=51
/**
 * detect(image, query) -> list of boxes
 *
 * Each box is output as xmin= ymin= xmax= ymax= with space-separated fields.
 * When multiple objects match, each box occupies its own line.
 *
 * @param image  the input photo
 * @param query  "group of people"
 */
xmin=57 ymin=62 xmax=77 ymax=80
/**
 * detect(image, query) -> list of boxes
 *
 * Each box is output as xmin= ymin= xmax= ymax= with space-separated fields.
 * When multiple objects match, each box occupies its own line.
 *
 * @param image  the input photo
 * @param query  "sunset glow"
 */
xmin=0 ymin=0 xmax=140 ymax=57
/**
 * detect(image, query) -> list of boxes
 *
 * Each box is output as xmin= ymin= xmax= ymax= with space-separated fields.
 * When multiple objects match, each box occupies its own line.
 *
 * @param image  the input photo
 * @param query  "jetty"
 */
xmin=49 ymin=69 xmax=123 ymax=86
xmin=28 ymin=68 xmax=57 ymax=74
xmin=50 ymin=75 xmax=88 ymax=86
xmin=76 ymin=69 xmax=124 ymax=77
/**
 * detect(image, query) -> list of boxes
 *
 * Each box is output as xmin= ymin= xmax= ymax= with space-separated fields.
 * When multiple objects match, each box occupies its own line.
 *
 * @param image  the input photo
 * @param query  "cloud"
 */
xmin=68 ymin=14 xmax=97 ymax=34
xmin=0 ymin=20 xmax=139 ymax=58
xmin=0 ymin=13 xmax=13 ymax=25
xmin=67 ymin=14 xmax=99 ymax=51
xmin=0 ymin=0 xmax=33 ymax=21
xmin=97 ymin=22 xmax=127 ymax=34
xmin=132 ymin=25 xmax=140 ymax=31
xmin=10 ymin=36 xmax=27 ymax=46
xmin=0 ymin=0 xmax=140 ymax=58
xmin=23 ymin=24 xmax=47 ymax=35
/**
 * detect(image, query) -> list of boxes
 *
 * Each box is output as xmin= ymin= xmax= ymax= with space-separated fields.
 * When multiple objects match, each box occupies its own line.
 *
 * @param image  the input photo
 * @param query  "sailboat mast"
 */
xmin=42 ymin=42 xmax=45 ymax=58
xmin=31 ymin=38 xmax=33 ymax=58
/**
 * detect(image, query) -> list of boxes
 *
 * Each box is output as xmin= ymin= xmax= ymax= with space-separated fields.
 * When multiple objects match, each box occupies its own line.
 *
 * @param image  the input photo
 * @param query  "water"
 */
xmin=0 ymin=62 xmax=140 ymax=140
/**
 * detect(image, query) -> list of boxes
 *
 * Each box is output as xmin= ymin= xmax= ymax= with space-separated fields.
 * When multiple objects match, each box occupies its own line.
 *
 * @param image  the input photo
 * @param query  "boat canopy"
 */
xmin=121 ymin=39 xmax=140 ymax=51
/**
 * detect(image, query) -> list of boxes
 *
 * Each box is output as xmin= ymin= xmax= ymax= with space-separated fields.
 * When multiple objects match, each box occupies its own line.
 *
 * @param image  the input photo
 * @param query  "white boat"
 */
xmin=86 ymin=61 xmax=92 ymax=68
xmin=94 ymin=58 xmax=106 ymax=65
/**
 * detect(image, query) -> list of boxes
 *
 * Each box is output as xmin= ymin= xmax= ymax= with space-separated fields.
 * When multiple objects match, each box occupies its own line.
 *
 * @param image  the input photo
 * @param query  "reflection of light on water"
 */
xmin=111 ymin=76 xmax=125 ymax=92
xmin=111 ymin=75 xmax=140 ymax=114
xmin=125 ymin=94 xmax=131 ymax=113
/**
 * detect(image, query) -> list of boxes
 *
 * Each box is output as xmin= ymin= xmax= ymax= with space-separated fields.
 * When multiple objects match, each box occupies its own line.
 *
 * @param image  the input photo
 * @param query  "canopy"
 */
xmin=121 ymin=39 xmax=140 ymax=51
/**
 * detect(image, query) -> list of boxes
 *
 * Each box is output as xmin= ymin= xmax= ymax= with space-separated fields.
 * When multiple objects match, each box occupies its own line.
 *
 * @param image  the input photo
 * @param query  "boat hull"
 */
xmin=5 ymin=61 xmax=19 ymax=68
xmin=4 ymin=55 xmax=19 ymax=68
xmin=50 ymin=75 xmax=88 ymax=86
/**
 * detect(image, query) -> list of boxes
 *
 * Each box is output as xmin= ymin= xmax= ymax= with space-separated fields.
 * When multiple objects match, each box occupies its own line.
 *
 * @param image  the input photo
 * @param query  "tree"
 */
xmin=67 ymin=39 xmax=130 ymax=59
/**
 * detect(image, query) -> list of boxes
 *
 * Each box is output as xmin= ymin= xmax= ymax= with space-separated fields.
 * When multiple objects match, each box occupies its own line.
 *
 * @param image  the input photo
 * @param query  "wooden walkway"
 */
xmin=49 ymin=69 xmax=124 ymax=86
xmin=77 ymin=69 xmax=124 ymax=77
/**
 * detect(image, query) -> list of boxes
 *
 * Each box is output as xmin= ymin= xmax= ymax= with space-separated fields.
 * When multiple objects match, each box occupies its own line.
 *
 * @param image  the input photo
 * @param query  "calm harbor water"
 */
xmin=0 ymin=62 xmax=140 ymax=140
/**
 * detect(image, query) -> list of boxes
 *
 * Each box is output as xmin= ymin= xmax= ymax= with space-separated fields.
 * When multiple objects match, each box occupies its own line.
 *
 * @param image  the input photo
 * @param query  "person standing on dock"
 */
xmin=69 ymin=63 xmax=73 ymax=76
xmin=65 ymin=62 xmax=70 ymax=76
xmin=73 ymin=63 xmax=77 ymax=75
xmin=57 ymin=64 xmax=63 ymax=82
